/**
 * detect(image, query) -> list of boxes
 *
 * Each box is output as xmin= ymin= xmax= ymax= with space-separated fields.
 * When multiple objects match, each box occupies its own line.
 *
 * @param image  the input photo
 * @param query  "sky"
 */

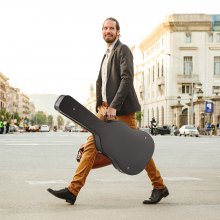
xmin=0 ymin=0 xmax=219 ymax=104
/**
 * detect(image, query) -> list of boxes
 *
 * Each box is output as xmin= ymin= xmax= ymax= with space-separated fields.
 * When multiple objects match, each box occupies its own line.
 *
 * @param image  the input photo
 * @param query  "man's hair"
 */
xmin=103 ymin=17 xmax=120 ymax=31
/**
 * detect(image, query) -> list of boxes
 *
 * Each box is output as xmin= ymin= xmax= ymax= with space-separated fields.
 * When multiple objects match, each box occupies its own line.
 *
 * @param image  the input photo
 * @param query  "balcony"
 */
xmin=177 ymin=74 xmax=200 ymax=84
xmin=13 ymin=103 xmax=18 ymax=107
xmin=0 ymin=85 xmax=6 ymax=91
xmin=22 ymin=105 xmax=30 ymax=110
xmin=22 ymin=110 xmax=30 ymax=114
xmin=0 ymin=97 xmax=6 ymax=102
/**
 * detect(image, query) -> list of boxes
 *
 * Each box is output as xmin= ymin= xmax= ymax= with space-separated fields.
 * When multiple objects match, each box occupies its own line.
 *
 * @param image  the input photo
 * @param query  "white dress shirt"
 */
xmin=101 ymin=38 xmax=118 ymax=102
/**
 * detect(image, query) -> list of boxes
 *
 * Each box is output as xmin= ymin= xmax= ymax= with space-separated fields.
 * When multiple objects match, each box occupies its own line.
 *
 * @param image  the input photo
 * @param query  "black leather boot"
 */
xmin=143 ymin=186 xmax=169 ymax=204
xmin=47 ymin=188 xmax=76 ymax=204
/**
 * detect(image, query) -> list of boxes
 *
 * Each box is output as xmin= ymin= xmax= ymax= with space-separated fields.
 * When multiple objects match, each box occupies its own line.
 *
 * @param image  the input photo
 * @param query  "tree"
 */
xmin=47 ymin=115 xmax=54 ymax=127
xmin=13 ymin=112 xmax=21 ymax=125
xmin=0 ymin=108 xmax=17 ymax=124
xmin=135 ymin=111 xmax=142 ymax=128
xmin=33 ymin=111 xmax=47 ymax=125
xmin=0 ymin=108 xmax=11 ymax=121
xmin=57 ymin=115 xmax=64 ymax=129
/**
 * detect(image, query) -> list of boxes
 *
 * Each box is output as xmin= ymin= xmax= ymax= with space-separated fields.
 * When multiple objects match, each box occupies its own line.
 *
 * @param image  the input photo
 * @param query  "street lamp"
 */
xmin=176 ymin=96 xmax=183 ymax=128
xmin=189 ymin=82 xmax=202 ymax=125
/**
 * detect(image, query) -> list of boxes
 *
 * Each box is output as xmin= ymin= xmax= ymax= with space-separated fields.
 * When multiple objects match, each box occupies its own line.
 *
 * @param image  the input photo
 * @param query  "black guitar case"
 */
xmin=54 ymin=95 xmax=155 ymax=175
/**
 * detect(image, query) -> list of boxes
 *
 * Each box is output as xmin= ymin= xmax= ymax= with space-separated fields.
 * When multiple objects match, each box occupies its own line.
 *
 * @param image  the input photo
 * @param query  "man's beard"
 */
xmin=104 ymin=35 xmax=117 ymax=43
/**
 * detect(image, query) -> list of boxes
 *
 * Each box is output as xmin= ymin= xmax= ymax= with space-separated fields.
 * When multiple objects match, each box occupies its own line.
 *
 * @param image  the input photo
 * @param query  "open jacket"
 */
xmin=96 ymin=39 xmax=141 ymax=116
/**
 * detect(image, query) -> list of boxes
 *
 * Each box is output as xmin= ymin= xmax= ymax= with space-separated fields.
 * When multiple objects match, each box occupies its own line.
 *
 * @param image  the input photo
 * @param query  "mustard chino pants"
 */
xmin=68 ymin=104 xmax=165 ymax=196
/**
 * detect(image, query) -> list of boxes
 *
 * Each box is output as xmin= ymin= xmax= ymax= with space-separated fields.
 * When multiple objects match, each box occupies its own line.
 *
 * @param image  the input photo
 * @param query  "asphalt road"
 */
xmin=0 ymin=132 xmax=220 ymax=220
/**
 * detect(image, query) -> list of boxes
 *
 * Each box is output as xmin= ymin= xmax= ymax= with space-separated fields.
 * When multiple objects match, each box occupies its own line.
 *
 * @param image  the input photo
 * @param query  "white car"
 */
xmin=179 ymin=125 xmax=199 ymax=137
xmin=40 ymin=125 xmax=50 ymax=132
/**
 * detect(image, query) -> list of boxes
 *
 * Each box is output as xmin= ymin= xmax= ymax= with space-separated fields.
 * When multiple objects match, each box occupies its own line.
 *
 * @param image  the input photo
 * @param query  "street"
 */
xmin=0 ymin=132 xmax=220 ymax=220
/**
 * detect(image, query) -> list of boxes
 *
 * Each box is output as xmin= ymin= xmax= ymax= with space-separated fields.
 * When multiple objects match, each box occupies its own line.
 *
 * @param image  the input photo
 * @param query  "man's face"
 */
xmin=102 ymin=20 xmax=120 ymax=44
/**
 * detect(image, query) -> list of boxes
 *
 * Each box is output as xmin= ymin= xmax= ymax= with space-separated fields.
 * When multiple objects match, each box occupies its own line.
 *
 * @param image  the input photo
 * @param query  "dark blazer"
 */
xmin=96 ymin=39 xmax=141 ymax=116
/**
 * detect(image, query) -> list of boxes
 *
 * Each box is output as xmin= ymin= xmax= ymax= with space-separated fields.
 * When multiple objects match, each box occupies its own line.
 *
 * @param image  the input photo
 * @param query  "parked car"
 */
xmin=18 ymin=127 xmax=26 ymax=133
xmin=179 ymin=125 xmax=199 ymax=137
xmin=39 ymin=125 xmax=50 ymax=132
xmin=64 ymin=125 xmax=75 ymax=132
xmin=157 ymin=125 xmax=171 ymax=135
xmin=29 ymin=125 xmax=40 ymax=132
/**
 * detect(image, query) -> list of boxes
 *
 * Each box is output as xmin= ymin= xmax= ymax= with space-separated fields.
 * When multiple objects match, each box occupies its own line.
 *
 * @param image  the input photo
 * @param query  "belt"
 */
xmin=102 ymin=101 xmax=108 ymax=107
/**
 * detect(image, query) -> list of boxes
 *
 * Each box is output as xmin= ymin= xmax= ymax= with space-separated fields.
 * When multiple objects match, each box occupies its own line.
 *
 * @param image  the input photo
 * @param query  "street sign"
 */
xmin=205 ymin=101 xmax=213 ymax=113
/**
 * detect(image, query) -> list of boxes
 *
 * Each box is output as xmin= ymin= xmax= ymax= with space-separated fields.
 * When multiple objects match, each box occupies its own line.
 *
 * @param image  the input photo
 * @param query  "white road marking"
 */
xmin=26 ymin=180 xmax=67 ymax=185
xmin=164 ymin=176 xmax=203 ymax=181
xmin=4 ymin=143 xmax=73 ymax=146
xmin=96 ymin=178 xmax=134 ymax=182
xmin=5 ymin=143 xmax=39 ymax=145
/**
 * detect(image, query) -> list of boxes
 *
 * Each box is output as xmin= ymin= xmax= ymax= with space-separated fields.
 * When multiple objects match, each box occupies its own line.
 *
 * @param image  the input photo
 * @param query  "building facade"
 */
xmin=0 ymin=72 xmax=9 ymax=110
xmin=85 ymin=84 xmax=96 ymax=115
xmin=18 ymin=92 xmax=30 ymax=119
xmin=134 ymin=14 xmax=220 ymax=128
xmin=6 ymin=86 xmax=20 ymax=114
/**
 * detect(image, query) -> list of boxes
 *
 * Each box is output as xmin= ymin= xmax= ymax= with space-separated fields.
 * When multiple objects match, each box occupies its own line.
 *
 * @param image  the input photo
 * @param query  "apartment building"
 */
xmin=0 ymin=72 xmax=9 ymax=110
xmin=134 ymin=14 xmax=220 ymax=128
xmin=6 ymin=86 xmax=19 ymax=115
xmin=29 ymin=102 xmax=36 ymax=119
xmin=18 ymin=92 xmax=30 ymax=119
xmin=85 ymin=84 xmax=96 ymax=115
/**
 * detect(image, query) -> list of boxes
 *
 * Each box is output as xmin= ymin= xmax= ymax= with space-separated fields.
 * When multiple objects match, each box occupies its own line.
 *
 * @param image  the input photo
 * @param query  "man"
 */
xmin=217 ymin=122 xmax=220 ymax=136
xmin=0 ymin=118 xmax=4 ymax=134
xmin=47 ymin=17 xmax=169 ymax=205
xmin=150 ymin=117 xmax=157 ymax=135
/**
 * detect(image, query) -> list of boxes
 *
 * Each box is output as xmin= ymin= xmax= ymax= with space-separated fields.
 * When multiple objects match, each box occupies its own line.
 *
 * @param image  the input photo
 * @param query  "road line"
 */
xmin=26 ymin=180 xmax=67 ymax=185
xmin=4 ymin=143 xmax=73 ymax=146
xmin=164 ymin=176 xmax=203 ymax=181
xmin=96 ymin=178 xmax=135 ymax=182
xmin=5 ymin=143 xmax=39 ymax=146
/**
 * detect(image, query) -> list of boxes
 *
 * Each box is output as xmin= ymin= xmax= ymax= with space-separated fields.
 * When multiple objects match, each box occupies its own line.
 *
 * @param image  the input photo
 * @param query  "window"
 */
xmin=213 ymin=86 xmax=220 ymax=95
xmin=214 ymin=56 xmax=220 ymax=75
xmin=161 ymin=59 xmax=164 ymax=76
xmin=208 ymin=32 xmax=213 ymax=42
xmin=185 ymin=32 xmax=191 ymax=43
xmin=184 ymin=56 xmax=193 ymax=76
xmin=157 ymin=62 xmax=160 ymax=78
xmin=152 ymin=66 xmax=155 ymax=82
xmin=182 ymin=84 xmax=191 ymax=94
xmin=216 ymin=33 xmax=220 ymax=43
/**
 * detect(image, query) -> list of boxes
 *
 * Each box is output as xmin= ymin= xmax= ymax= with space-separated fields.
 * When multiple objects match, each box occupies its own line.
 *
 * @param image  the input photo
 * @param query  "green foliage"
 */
xmin=57 ymin=115 xmax=64 ymax=128
xmin=0 ymin=108 xmax=50 ymax=126
xmin=33 ymin=111 xmax=47 ymax=125
xmin=135 ymin=111 xmax=142 ymax=128
xmin=13 ymin=112 xmax=21 ymax=125
xmin=0 ymin=108 xmax=14 ymax=122
xmin=47 ymin=115 xmax=54 ymax=126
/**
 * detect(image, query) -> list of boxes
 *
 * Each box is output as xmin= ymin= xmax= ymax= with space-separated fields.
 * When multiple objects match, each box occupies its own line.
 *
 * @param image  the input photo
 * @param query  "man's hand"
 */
xmin=106 ymin=106 xmax=116 ymax=119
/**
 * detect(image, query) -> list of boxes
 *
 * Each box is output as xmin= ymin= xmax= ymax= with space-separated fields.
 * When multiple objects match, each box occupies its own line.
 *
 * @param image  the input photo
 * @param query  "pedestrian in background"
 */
xmin=211 ymin=124 xmax=215 ymax=136
xmin=217 ymin=122 xmax=220 ymax=136
xmin=0 ymin=118 xmax=4 ymax=134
